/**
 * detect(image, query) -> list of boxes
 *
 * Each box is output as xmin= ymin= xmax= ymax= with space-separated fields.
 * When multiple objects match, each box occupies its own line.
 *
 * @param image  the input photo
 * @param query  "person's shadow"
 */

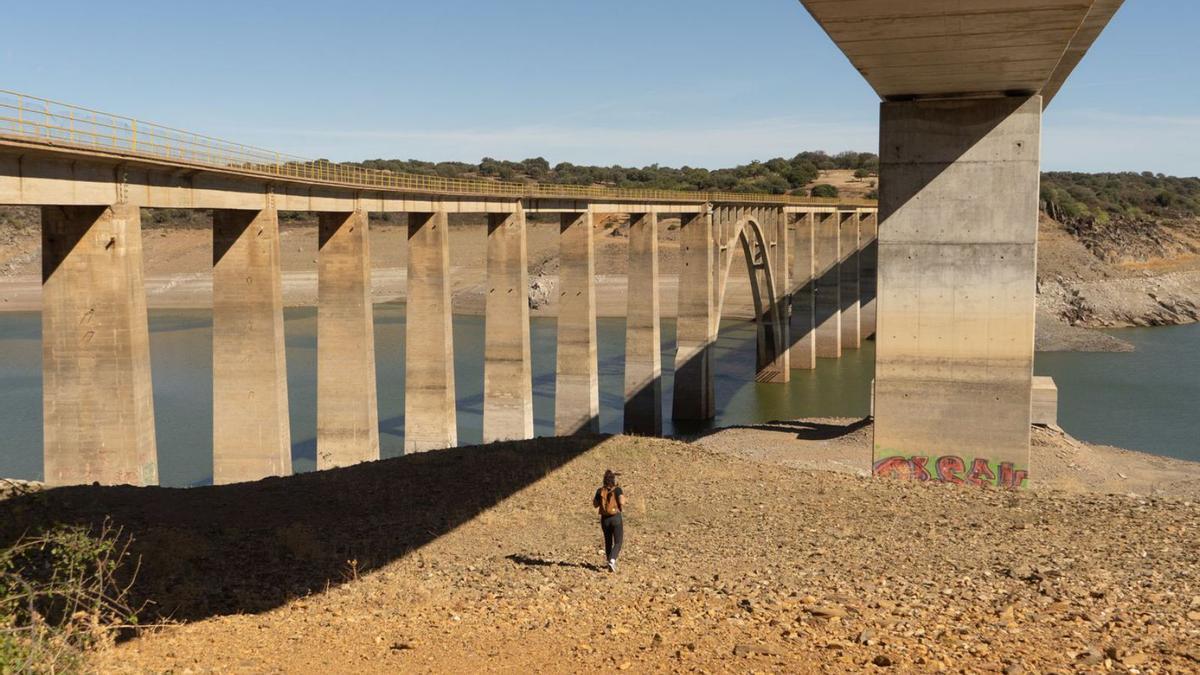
xmin=505 ymin=553 xmax=604 ymax=572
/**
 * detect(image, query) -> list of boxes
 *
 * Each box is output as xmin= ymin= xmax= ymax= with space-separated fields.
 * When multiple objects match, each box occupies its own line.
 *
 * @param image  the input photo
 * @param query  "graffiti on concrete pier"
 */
xmin=873 ymin=452 xmax=1029 ymax=489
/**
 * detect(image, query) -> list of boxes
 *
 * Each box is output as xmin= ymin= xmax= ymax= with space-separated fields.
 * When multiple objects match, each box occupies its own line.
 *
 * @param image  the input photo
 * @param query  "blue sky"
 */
xmin=3 ymin=1 xmax=1196 ymax=176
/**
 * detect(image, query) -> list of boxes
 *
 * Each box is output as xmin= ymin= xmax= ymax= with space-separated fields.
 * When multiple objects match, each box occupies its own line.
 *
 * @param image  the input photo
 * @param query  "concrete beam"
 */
xmin=404 ymin=211 xmax=457 ymax=453
xmin=814 ymin=211 xmax=842 ymax=359
xmin=840 ymin=210 xmax=862 ymax=350
xmin=872 ymin=95 xmax=1041 ymax=489
xmin=483 ymin=207 xmax=534 ymax=442
xmin=789 ymin=211 xmax=817 ymax=369
xmin=41 ymin=203 xmax=157 ymax=486
xmin=623 ymin=212 xmax=662 ymax=435
xmin=554 ymin=211 xmax=600 ymax=435
xmin=671 ymin=210 xmax=715 ymax=421
xmin=317 ymin=210 xmax=379 ymax=469
xmin=212 ymin=206 xmax=292 ymax=484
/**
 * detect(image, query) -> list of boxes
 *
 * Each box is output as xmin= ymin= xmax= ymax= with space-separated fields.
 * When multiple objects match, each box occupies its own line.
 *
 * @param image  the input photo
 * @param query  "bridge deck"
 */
xmin=0 ymin=90 xmax=872 ymax=211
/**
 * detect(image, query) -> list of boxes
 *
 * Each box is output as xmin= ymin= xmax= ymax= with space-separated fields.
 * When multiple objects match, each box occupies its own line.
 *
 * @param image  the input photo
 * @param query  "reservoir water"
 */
xmin=0 ymin=308 xmax=1195 ymax=486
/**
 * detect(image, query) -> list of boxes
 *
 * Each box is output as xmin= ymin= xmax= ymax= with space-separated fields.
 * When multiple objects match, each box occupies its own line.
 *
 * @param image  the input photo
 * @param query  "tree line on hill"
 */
xmin=341 ymin=152 xmax=1200 ymax=223
xmin=1041 ymin=172 xmax=1200 ymax=223
xmin=349 ymin=151 xmax=879 ymax=199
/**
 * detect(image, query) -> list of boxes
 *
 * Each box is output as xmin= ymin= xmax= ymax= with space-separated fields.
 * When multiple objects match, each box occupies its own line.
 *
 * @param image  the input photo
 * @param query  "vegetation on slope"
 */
xmin=350 ymin=151 xmax=879 ymax=198
xmin=1041 ymin=172 xmax=1200 ymax=223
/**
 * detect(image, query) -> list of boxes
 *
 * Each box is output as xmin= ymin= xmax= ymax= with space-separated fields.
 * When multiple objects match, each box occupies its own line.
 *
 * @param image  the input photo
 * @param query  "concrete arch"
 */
xmin=715 ymin=213 xmax=789 ymax=383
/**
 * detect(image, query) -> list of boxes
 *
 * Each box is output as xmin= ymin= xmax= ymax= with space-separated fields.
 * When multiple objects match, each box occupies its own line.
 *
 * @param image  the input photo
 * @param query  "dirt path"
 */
xmin=2 ymin=425 xmax=1197 ymax=673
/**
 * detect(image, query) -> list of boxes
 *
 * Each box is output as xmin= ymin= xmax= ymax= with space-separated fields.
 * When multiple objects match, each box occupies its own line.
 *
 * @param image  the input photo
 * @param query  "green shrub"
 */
xmin=810 ymin=184 xmax=839 ymax=199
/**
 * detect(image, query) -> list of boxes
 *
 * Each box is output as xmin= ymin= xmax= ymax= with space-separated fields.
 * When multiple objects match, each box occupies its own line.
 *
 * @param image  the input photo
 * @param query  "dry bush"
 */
xmin=0 ymin=521 xmax=142 ymax=673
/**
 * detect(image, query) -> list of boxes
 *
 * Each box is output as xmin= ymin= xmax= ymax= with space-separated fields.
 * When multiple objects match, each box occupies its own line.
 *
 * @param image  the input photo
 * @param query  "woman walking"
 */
xmin=593 ymin=469 xmax=626 ymax=572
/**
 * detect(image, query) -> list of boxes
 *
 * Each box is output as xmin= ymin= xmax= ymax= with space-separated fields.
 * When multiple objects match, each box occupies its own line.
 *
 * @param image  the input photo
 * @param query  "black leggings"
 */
xmin=601 ymin=514 xmax=624 ymax=561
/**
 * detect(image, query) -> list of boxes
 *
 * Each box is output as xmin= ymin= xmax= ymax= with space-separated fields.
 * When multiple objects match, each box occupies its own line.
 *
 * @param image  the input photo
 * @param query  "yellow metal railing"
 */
xmin=0 ymin=90 xmax=876 ymax=207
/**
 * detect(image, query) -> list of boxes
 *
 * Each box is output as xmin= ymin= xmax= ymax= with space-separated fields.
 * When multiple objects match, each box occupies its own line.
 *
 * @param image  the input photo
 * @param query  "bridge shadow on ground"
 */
xmin=0 ymin=433 xmax=608 ymax=624
xmin=677 ymin=416 xmax=871 ymax=444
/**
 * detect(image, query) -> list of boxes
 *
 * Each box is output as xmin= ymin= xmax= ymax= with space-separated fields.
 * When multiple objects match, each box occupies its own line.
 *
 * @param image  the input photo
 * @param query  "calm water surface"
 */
xmin=1 ymin=309 xmax=1195 ymax=486
xmin=1033 ymin=322 xmax=1200 ymax=463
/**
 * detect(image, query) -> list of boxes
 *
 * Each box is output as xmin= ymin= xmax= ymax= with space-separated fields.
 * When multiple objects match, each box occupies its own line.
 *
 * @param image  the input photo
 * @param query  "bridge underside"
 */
xmin=800 ymin=0 xmax=1124 ymax=102
xmin=801 ymin=0 xmax=1123 ymax=487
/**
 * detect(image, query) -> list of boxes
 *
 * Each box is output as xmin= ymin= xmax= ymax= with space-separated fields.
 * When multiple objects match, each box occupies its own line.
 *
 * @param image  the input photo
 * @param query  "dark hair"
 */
xmin=603 ymin=470 xmax=616 ymax=488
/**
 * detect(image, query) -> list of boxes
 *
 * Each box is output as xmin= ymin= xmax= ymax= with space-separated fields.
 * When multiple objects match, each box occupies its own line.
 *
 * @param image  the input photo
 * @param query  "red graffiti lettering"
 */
xmin=935 ymin=456 xmax=966 ymax=484
xmin=997 ymin=462 xmax=1029 ymax=489
xmin=966 ymin=458 xmax=996 ymax=487
xmin=873 ymin=456 xmax=916 ymax=480
xmin=875 ymin=453 xmax=1028 ymax=490
xmin=910 ymin=456 xmax=931 ymax=482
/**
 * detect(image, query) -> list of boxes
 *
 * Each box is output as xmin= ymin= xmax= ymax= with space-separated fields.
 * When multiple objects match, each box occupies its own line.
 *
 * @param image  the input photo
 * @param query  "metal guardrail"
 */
xmin=0 ymin=90 xmax=875 ymax=207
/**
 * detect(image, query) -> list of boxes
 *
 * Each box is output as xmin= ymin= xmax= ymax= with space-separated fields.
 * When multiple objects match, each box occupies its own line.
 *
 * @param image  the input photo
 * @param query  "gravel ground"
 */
xmin=2 ymin=429 xmax=1195 ymax=673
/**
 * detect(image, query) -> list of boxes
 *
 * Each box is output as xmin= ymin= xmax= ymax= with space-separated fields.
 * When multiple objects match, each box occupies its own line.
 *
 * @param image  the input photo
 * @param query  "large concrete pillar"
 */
xmin=671 ymin=209 xmax=715 ymax=421
xmin=317 ymin=210 xmax=379 ymax=470
xmin=755 ymin=207 xmax=789 ymax=382
xmin=873 ymin=96 xmax=1041 ymax=489
xmin=405 ymin=210 xmax=457 ymax=453
xmin=554 ymin=211 xmax=600 ymax=435
xmin=814 ymin=211 xmax=842 ymax=359
xmin=483 ymin=207 xmax=533 ymax=442
xmin=840 ymin=211 xmax=861 ymax=350
xmin=623 ymin=212 xmax=661 ymax=435
xmin=789 ymin=210 xmax=816 ymax=369
xmin=41 ymin=204 xmax=157 ymax=486
xmin=212 ymin=207 xmax=291 ymax=484
xmin=860 ymin=210 xmax=879 ymax=339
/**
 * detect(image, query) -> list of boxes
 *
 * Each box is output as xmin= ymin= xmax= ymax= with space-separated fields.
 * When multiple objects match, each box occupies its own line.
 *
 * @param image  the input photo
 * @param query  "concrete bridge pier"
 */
xmin=840 ymin=210 xmax=862 ymax=350
xmin=554 ymin=211 xmax=600 ymax=435
xmin=754 ymin=207 xmax=790 ymax=383
xmin=873 ymin=96 xmax=1041 ymax=487
xmin=789 ymin=210 xmax=817 ymax=370
xmin=405 ymin=210 xmax=457 ymax=453
xmin=212 ymin=206 xmax=291 ymax=484
xmin=860 ymin=210 xmax=878 ymax=339
xmin=814 ymin=211 xmax=842 ymax=358
xmin=623 ymin=211 xmax=662 ymax=435
xmin=41 ymin=203 xmax=158 ymax=486
xmin=316 ymin=209 xmax=379 ymax=469
xmin=671 ymin=209 xmax=715 ymax=421
xmin=483 ymin=206 xmax=534 ymax=442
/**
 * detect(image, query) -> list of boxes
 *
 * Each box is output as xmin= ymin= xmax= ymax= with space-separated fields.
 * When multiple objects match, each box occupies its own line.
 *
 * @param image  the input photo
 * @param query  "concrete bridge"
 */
xmin=0 ymin=91 xmax=877 ymax=486
xmin=0 ymin=0 xmax=1123 ymax=488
